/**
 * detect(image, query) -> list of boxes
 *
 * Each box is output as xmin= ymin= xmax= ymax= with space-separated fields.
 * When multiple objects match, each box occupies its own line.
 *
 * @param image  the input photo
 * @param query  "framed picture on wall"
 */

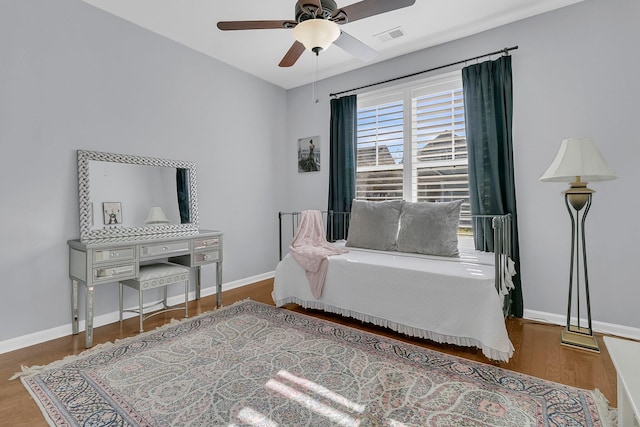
xmin=102 ymin=202 xmax=122 ymax=225
xmin=298 ymin=136 xmax=320 ymax=173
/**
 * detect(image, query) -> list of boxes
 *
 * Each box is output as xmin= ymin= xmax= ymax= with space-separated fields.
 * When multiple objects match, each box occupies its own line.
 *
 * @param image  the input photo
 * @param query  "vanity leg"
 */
xmin=119 ymin=283 xmax=123 ymax=322
xmin=216 ymin=262 xmax=222 ymax=308
xmin=163 ymin=286 xmax=168 ymax=309
xmin=85 ymin=286 xmax=94 ymax=348
xmin=195 ymin=266 xmax=202 ymax=300
xmin=139 ymin=288 xmax=144 ymax=333
xmin=71 ymin=280 xmax=79 ymax=335
xmin=184 ymin=279 xmax=189 ymax=318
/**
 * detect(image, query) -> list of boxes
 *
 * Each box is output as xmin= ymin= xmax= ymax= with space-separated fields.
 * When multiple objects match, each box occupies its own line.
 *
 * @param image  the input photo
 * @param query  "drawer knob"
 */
xmin=203 ymin=254 xmax=210 ymax=260
xmin=162 ymin=246 xmax=168 ymax=251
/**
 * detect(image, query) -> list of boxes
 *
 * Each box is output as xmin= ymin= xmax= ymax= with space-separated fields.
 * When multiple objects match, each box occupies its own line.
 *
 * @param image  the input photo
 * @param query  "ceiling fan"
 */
xmin=217 ymin=0 xmax=416 ymax=67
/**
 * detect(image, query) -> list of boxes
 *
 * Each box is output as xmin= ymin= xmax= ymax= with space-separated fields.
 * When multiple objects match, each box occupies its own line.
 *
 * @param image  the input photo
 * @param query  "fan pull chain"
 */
xmin=313 ymin=53 xmax=319 ymax=104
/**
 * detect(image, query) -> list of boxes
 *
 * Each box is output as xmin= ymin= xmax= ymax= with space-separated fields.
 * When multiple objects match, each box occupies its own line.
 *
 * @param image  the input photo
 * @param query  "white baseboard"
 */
xmin=524 ymin=309 xmax=640 ymax=341
xmin=0 ymin=272 xmax=276 ymax=355
xmin=5 ymin=279 xmax=637 ymax=355
xmin=197 ymin=271 xmax=274 ymax=299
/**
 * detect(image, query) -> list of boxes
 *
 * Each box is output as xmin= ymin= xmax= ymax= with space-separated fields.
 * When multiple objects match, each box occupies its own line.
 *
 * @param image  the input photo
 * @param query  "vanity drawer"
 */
xmin=93 ymin=247 xmax=135 ymax=263
xmin=194 ymin=250 xmax=220 ymax=265
xmin=93 ymin=263 xmax=136 ymax=282
xmin=194 ymin=236 xmax=221 ymax=250
xmin=140 ymin=241 xmax=190 ymax=258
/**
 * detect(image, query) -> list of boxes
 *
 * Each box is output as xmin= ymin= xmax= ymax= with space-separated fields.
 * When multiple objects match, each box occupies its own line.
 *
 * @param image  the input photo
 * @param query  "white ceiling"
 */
xmin=80 ymin=0 xmax=583 ymax=90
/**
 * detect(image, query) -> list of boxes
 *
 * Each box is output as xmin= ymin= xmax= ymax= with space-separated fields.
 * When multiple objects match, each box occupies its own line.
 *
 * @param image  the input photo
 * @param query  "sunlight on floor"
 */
xmin=232 ymin=407 xmax=278 ymax=427
xmin=387 ymin=421 xmax=410 ymax=427
xmin=275 ymin=370 xmax=366 ymax=414
xmin=265 ymin=377 xmax=360 ymax=427
xmin=229 ymin=369 xmax=412 ymax=426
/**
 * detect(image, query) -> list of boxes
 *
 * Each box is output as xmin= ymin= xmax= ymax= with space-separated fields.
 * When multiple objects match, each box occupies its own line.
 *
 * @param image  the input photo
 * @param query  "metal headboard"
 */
xmin=471 ymin=214 xmax=513 ymax=315
xmin=278 ymin=210 xmax=350 ymax=260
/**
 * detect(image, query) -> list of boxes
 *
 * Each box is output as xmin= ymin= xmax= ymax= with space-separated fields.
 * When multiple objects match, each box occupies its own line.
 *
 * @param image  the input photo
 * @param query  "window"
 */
xmin=356 ymin=72 xmax=471 ymax=229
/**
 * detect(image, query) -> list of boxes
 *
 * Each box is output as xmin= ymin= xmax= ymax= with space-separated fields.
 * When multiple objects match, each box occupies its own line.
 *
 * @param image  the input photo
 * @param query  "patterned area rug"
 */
xmin=18 ymin=300 xmax=615 ymax=426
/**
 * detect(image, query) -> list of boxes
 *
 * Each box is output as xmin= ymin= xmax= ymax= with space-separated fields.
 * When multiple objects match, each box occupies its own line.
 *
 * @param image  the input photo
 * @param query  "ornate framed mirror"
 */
xmin=77 ymin=150 xmax=199 ymax=241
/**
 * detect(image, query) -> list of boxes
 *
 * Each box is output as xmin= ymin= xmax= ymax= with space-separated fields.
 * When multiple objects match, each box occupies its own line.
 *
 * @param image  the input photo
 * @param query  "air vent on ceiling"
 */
xmin=374 ymin=27 xmax=405 ymax=43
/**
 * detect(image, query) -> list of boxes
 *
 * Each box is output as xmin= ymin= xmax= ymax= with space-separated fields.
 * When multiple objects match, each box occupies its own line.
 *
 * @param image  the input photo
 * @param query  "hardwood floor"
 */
xmin=0 ymin=278 xmax=620 ymax=426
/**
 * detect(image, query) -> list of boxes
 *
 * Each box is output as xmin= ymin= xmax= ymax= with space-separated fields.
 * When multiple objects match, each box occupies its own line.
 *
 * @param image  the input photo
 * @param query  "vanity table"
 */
xmin=68 ymin=230 xmax=223 ymax=348
xmin=69 ymin=149 xmax=219 ymax=348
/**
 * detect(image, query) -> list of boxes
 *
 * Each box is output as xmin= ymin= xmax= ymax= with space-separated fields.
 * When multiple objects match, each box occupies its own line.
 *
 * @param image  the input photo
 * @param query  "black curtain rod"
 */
xmin=330 ymin=45 xmax=518 ymax=98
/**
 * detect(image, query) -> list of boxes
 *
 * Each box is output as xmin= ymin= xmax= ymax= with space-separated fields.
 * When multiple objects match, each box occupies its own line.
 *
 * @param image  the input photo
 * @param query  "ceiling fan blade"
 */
xmin=217 ymin=20 xmax=297 ymax=31
xmin=279 ymin=41 xmax=306 ymax=67
xmin=298 ymin=0 xmax=322 ymax=15
xmin=333 ymin=31 xmax=377 ymax=62
xmin=334 ymin=0 xmax=416 ymax=23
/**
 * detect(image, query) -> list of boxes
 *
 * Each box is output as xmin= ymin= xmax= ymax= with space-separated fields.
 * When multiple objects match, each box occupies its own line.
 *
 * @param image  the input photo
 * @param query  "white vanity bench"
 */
xmin=68 ymin=230 xmax=223 ymax=347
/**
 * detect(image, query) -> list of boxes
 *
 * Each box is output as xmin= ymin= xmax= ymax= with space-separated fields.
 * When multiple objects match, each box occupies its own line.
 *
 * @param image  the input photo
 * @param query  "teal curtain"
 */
xmin=328 ymin=95 xmax=357 ymax=240
xmin=462 ymin=56 xmax=523 ymax=317
xmin=176 ymin=169 xmax=190 ymax=224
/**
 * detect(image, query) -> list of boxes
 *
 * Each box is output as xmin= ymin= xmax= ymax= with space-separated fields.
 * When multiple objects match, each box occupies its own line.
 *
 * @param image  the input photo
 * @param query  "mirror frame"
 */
xmin=78 ymin=150 xmax=199 ymax=241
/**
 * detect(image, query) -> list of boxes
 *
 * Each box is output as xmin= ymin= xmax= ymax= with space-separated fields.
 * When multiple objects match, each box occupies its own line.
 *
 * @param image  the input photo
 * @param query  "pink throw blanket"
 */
xmin=289 ymin=210 xmax=348 ymax=298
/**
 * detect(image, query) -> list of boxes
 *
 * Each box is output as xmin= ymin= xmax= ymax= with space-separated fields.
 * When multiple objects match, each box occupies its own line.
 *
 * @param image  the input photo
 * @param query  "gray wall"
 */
xmin=285 ymin=0 xmax=640 ymax=331
xmin=0 ymin=0 xmax=287 ymax=343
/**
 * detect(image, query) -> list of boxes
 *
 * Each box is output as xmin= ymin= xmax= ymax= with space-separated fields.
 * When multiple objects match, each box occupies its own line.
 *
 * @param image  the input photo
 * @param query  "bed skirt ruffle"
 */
xmin=274 ymin=296 xmax=513 ymax=362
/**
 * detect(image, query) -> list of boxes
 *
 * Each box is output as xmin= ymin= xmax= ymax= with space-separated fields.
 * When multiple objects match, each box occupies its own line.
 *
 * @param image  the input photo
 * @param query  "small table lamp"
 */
xmin=145 ymin=207 xmax=170 ymax=225
xmin=540 ymin=137 xmax=616 ymax=352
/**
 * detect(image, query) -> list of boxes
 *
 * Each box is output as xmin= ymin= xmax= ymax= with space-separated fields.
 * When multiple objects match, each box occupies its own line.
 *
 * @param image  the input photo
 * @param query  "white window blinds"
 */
xmin=356 ymin=94 xmax=404 ymax=201
xmin=356 ymin=72 xmax=471 ymax=228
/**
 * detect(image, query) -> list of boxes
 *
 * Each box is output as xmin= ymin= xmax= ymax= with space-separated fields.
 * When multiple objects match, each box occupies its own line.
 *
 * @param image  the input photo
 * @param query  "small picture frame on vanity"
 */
xmin=102 ymin=202 xmax=122 ymax=226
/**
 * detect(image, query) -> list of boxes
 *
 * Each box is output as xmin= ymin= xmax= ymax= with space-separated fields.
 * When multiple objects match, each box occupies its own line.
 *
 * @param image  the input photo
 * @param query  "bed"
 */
xmin=272 ymin=200 xmax=515 ymax=362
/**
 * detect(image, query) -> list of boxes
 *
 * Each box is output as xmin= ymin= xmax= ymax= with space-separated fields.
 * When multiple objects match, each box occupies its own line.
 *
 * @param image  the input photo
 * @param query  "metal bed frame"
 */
xmin=278 ymin=210 xmax=513 ymax=315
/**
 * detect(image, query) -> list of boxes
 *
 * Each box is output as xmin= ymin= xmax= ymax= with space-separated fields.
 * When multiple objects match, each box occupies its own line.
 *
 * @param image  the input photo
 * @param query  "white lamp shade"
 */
xmin=145 ymin=206 xmax=170 ymax=224
xmin=539 ymin=137 xmax=617 ymax=182
xmin=294 ymin=19 xmax=340 ymax=52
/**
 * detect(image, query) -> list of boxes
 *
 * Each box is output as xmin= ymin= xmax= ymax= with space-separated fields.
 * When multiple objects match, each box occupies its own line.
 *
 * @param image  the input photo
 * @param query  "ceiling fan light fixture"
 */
xmin=294 ymin=19 xmax=340 ymax=53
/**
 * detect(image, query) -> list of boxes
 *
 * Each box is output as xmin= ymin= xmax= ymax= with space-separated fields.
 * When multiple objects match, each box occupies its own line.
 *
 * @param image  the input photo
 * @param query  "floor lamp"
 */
xmin=540 ymin=137 xmax=616 ymax=352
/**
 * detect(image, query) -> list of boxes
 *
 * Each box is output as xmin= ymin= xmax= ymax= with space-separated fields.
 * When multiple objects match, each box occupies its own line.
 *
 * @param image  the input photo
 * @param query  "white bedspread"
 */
xmin=273 ymin=243 xmax=514 ymax=362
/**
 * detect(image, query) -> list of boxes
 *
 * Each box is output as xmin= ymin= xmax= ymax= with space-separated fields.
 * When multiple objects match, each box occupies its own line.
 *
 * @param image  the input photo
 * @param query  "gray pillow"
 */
xmin=346 ymin=200 xmax=403 ymax=251
xmin=396 ymin=200 xmax=463 ymax=257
